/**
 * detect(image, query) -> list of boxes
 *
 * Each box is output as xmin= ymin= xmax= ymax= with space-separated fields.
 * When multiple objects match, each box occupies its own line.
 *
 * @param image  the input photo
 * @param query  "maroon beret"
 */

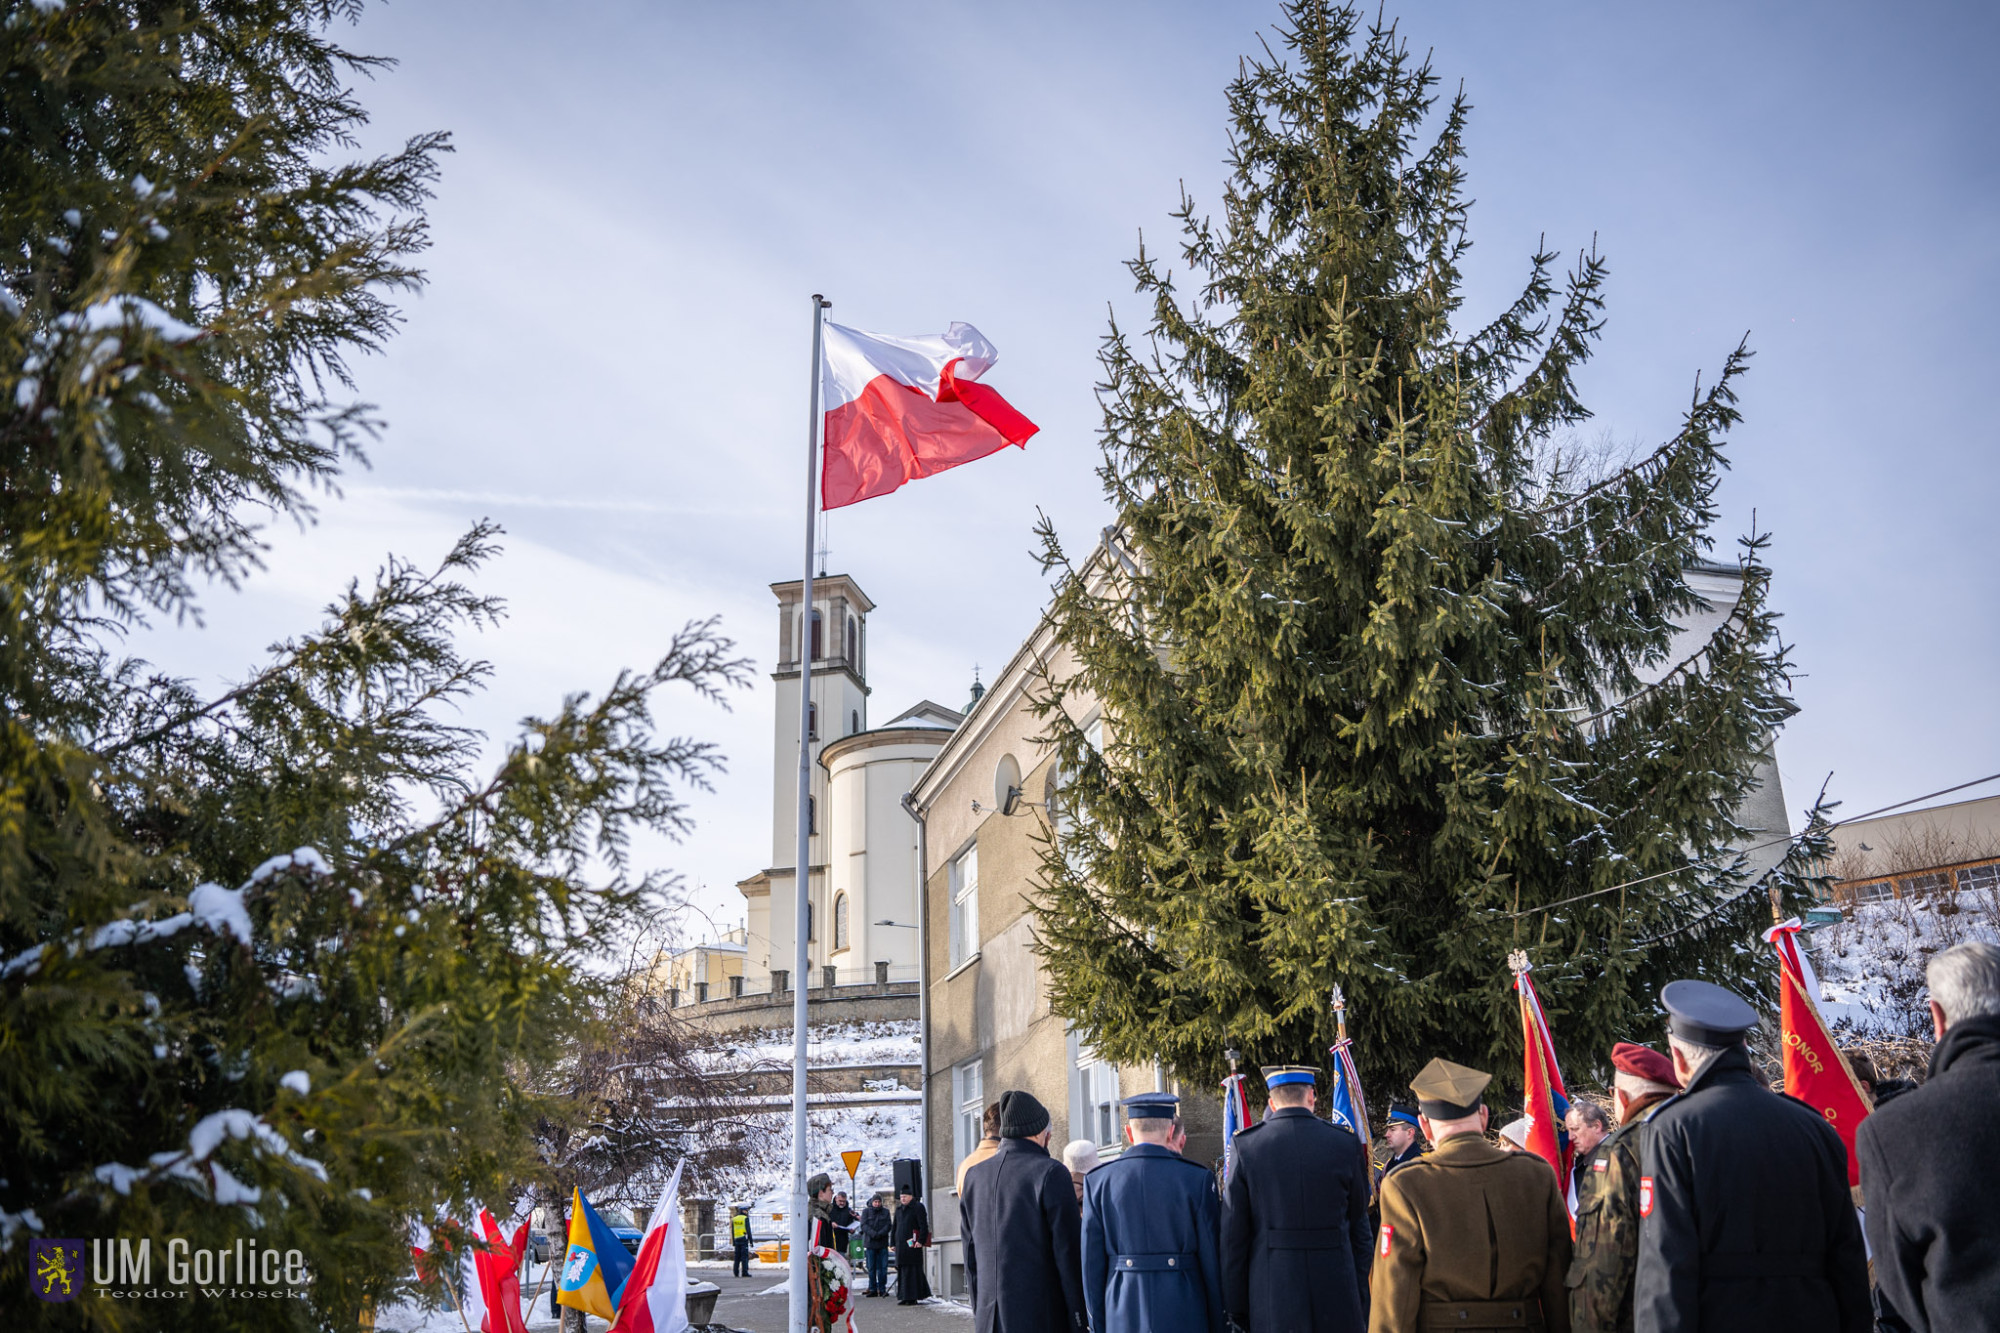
xmin=1611 ymin=1041 xmax=1680 ymax=1089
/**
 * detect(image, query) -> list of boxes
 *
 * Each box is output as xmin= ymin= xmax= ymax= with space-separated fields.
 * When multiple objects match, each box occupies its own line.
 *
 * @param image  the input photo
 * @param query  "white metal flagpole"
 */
xmin=788 ymin=292 xmax=829 ymax=1333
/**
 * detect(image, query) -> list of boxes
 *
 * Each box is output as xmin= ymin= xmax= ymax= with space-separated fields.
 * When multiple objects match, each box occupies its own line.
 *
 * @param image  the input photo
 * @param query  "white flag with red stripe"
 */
xmin=819 ymin=321 xmax=1037 ymax=508
xmin=607 ymin=1160 xmax=691 ymax=1333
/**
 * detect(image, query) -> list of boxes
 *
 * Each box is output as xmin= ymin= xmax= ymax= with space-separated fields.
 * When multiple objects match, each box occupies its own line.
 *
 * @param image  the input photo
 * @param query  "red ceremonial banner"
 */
xmin=1765 ymin=920 xmax=1872 ymax=1185
xmin=1512 ymin=953 xmax=1574 ymax=1204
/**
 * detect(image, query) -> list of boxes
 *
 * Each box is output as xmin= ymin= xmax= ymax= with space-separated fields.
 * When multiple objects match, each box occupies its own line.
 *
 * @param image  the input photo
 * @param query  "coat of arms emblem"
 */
xmin=31 ymin=1239 xmax=84 ymax=1302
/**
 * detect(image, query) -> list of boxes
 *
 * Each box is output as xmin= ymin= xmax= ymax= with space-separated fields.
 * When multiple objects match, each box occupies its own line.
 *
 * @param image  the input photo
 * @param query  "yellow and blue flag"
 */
xmin=556 ymin=1187 xmax=636 ymax=1321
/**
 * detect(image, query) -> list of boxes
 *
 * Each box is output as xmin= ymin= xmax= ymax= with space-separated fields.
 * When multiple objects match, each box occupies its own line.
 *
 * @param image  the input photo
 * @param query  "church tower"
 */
xmin=739 ymin=574 xmax=873 ymax=980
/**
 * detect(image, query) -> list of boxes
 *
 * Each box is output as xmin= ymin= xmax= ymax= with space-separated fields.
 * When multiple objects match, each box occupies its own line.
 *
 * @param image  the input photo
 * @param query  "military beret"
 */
xmin=1611 ymin=1040 xmax=1681 ymax=1088
xmin=1409 ymin=1057 xmax=1491 ymax=1120
xmin=1661 ymin=980 xmax=1758 ymax=1046
xmin=1261 ymin=1065 xmax=1318 ymax=1090
xmin=1121 ymin=1092 xmax=1180 ymax=1120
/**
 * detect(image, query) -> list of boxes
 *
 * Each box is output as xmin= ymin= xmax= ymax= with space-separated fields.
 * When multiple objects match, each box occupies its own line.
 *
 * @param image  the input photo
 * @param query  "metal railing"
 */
xmin=666 ymin=960 xmax=921 ymax=1008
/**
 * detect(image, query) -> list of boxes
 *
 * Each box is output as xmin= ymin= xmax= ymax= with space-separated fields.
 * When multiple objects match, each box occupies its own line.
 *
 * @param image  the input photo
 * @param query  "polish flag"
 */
xmin=820 ymin=321 xmax=1038 ymax=509
xmin=476 ymin=1209 xmax=533 ymax=1333
xmin=1766 ymin=919 xmax=1872 ymax=1185
xmin=608 ymin=1160 xmax=691 ymax=1333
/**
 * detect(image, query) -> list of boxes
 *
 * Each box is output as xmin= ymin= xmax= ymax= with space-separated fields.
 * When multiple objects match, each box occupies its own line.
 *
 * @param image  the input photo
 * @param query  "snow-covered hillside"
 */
xmin=690 ymin=1019 xmax=921 ymax=1236
xmin=1811 ymin=885 xmax=1999 ymax=1038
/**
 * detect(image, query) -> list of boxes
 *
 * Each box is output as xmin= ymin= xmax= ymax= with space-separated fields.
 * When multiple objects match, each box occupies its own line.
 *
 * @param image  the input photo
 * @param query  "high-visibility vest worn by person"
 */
xmin=732 ymin=1215 xmax=749 ymax=1241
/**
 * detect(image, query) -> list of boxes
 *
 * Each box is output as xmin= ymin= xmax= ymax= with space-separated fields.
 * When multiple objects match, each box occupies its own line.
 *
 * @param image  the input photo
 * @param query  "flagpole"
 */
xmin=789 ymin=292 xmax=830 ymax=1333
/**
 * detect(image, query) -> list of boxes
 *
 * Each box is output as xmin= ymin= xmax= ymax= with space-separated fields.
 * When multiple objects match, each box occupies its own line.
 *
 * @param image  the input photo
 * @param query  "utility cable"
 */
xmin=1499 ymin=768 xmax=2000 ymax=921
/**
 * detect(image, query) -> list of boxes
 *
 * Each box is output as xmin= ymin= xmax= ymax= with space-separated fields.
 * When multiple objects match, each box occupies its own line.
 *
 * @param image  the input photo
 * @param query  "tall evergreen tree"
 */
xmin=1031 ymin=1 xmax=1826 ymax=1100
xmin=0 ymin=4 xmax=744 ymax=1327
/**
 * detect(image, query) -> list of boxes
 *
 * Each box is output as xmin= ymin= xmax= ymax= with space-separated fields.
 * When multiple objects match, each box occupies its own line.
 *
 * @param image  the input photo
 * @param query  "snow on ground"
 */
xmin=1810 ymin=887 xmax=1999 ymax=1037
xmin=705 ymin=1097 xmax=923 ymax=1228
xmin=691 ymin=1019 xmax=920 ymax=1071
xmin=377 ymin=1292 xmax=558 ymax=1332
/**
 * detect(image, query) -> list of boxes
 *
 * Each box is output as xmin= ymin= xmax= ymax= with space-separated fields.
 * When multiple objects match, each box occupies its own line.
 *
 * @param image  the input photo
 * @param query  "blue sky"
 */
xmin=141 ymin=1 xmax=2000 ymax=939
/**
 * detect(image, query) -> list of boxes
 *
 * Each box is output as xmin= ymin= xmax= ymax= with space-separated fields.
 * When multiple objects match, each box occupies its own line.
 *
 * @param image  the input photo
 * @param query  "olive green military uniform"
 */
xmin=1369 ymin=1133 xmax=1573 ymax=1333
xmin=1565 ymin=1098 xmax=1669 ymax=1333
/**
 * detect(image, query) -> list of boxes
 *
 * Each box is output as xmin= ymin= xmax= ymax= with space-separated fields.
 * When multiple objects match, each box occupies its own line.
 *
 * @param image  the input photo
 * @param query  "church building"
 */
xmin=736 ymin=574 xmax=962 ymax=989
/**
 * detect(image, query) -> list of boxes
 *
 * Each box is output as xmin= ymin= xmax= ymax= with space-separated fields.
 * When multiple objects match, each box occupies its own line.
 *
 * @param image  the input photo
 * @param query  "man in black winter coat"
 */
xmin=1221 ymin=1065 xmax=1372 ymax=1333
xmin=1857 ymin=941 xmax=2000 ymax=1333
xmin=1633 ymin=981 xmax=1868 ymax=1333
xmin=860 ymin=1195 xmax=895 ymax=1297
xmin=961 ymin=1089 xmax=1089 ymax=1332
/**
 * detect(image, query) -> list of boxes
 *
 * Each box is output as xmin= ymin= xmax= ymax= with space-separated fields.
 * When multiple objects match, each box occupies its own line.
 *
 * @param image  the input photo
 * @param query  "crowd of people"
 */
xmin=947 ymin=940 xmax=2000 ymax=1333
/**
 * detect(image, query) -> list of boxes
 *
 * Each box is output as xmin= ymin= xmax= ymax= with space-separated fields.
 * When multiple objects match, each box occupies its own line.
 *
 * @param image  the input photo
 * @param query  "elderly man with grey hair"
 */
xmin=1856 ymin=939 xmax=2000 ymax=1333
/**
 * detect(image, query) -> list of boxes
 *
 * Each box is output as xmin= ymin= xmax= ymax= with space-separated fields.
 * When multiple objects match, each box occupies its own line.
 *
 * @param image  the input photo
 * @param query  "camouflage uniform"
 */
xmin=1566 ymin=1096 xmax=1669 ymax=1333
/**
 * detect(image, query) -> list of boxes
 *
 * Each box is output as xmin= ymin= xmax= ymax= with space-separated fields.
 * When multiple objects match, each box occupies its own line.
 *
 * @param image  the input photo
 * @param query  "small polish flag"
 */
xmin=607 ymin=1160 xmax=691 ymax=1333
xmin=820 ymin=321 xmax=1038 ymax=509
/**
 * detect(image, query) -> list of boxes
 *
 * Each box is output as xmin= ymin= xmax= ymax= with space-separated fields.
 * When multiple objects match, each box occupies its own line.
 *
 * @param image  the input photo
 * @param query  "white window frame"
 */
xmin=954 ymin=1059 xmax=985 ymax=1170
xmin=1077 ymin=1047 xmax=1120 ymax=1149
xmin=949 ymin=843 xmax=979 ymax=969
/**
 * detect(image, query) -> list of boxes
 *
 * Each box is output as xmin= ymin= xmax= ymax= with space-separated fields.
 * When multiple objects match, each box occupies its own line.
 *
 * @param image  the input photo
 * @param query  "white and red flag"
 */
xmin=1765 ymin=918 xmax=1871 ymax=1184
xmin=608 ymin=1160 xmax=691 ymax=1333
xmin=1511 ymin=952 xmax=1575 ymax=1205
xmin=819 ymin=321 xmax=1037 ymax=509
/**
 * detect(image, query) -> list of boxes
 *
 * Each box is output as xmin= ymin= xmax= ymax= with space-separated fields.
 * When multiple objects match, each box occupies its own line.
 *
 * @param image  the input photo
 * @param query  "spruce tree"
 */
xmin=1 ymin=4 xmax=745 ymax=1328
xmin=1031 ymin=0 xmax=1827 ymax=1102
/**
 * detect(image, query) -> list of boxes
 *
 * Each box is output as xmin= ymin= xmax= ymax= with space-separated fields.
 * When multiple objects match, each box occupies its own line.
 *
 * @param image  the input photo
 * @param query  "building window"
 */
xmin=833 ymin=893 xmax=849 ymax=951
xmin=807 ymin=794 xmax=817 ymax=836
xmin=810 ymin=609 xmax=823 ymax=660
xmin=807 ymin=900 xmax=815 ymax=942
xmin=1078 ymin=1049 xmax=1120 ymax=1148
xmin=1085 ymin=715 xmax=1104 ymax=753
xmin=846 ymin=616 xmax=857 ymax=662
xmin=949 ymin=844 xmax=979 ymax=968
xmin=1904 ymin=871 xmax=1951 ymax=901
xmin=954 ymin=1059 xmax=985 ymax=1171
xmin=850 ymin=709 xmax=860 ymax=736
xmin=808 ymin=702 xmax=818 ymax=741
xmin=1957 ymin=861 xmax=2000 ymax=895
xmin=1849 ymin=878 xmax=1896 ymax=904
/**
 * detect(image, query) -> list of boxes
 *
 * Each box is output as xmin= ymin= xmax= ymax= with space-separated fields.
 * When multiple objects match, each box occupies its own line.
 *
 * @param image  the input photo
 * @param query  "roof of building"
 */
xmin=884 ymin=700 xmax=965 ymax=730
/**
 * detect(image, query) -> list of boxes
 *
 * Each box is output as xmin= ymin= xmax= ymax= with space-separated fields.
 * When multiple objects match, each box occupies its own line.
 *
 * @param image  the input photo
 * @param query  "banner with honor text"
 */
xmin=1765 ymin=919 xmax=1871 ymax=1184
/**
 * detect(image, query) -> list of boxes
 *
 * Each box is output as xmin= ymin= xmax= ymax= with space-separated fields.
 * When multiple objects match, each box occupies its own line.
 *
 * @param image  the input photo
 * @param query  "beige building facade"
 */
xmin=1823 ymin=791 xmax=2000 ymax=906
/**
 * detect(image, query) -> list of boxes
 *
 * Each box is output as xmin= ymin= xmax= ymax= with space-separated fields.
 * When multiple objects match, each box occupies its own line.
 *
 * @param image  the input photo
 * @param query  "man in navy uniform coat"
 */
xmin=1632 ymin=980 xmax=1868 ymax=1333
xmin=1082 ymin=1092 xmax=1225 ymax=1333
xmin=1222 ymin=1065 xmax=1373 ymax=1333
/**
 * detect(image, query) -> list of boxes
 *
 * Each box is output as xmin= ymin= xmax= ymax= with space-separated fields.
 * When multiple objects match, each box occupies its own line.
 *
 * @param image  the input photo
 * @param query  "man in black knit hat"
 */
xmin=961 ymin=1089 xmax=1088 ymax=1331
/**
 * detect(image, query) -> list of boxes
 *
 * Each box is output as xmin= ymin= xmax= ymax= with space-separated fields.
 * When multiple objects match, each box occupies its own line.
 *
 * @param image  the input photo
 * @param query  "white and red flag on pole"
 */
xmin=1510 ymin=951 xmax=1574 ymax=1206
xmin=608 ymin=1160 xmax=691 ymax=1333
xmin=1765 ymin=918 xmax=1871 ymax=1184
xmin=819 ymin=321 xmax=1038 ymax=509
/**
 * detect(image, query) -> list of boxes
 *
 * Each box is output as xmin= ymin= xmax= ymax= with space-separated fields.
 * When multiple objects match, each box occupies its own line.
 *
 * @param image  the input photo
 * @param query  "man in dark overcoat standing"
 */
xmin=1221 ymin=1064 xmax=1372 ymax=1333
xmin=1081 ymin=1091 xmax=1224 ymax=1333
xmin=1632 ymin=980 xmax=1868 ymax=1333
xmin=960 ymin=1088 xmax=1089 ymax=1332
xmin=1857 ymin=940 xmax=2000 ymax=1333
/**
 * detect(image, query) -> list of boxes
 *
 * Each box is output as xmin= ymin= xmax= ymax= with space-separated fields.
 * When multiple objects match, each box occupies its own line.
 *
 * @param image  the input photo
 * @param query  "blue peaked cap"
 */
xmin=1121 ymin=1092 xmax=1179 ymax=1120
xmin=1388 ymin=1106 xmax=1421 ymax=1127
xmin=1261 ymin=1065 xmax=1317 ymax=1089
